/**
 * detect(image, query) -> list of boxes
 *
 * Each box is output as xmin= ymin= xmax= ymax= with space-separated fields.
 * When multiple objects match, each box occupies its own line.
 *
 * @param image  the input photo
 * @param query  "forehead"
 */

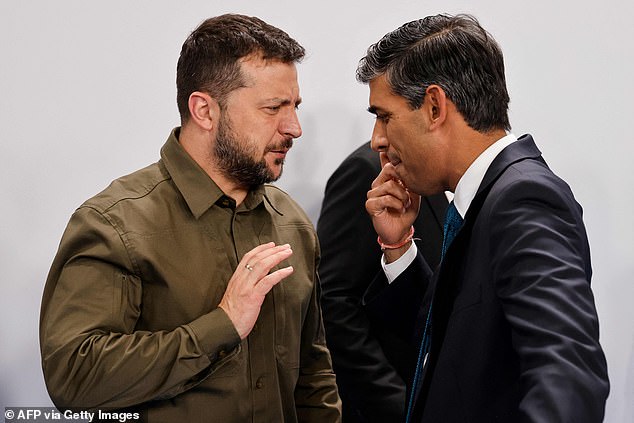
xmin=237 ymin=56 xmax=300 ymax=98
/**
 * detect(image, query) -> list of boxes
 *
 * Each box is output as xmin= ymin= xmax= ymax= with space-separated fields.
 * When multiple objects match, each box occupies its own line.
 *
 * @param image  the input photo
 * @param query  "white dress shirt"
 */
xmin=382 ymin=133 xmax=517 ymax=283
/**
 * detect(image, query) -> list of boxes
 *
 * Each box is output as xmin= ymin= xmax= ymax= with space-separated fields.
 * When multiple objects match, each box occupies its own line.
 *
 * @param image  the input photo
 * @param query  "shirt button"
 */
xmin=255 ymin=377 xmax=264 ymax=389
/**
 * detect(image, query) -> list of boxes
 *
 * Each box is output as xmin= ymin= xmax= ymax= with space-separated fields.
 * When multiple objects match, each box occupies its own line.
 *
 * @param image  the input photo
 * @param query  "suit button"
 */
xmin=218 ymin=350 xmax=227 ymax=359
xmin=255 ymin=377 xmax=264 ymax=389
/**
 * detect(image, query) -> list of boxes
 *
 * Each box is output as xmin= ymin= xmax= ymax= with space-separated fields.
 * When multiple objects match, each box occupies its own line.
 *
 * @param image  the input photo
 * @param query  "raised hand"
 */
xmin=219 ymin=242 xmax=294 ymax=339
xmin=366 ymin=153 xmax=420 ymax=261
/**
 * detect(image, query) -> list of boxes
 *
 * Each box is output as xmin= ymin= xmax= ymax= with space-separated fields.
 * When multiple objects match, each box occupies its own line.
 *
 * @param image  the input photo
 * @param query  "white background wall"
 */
xmin=1 ymin=1 xmax=632 ymax=421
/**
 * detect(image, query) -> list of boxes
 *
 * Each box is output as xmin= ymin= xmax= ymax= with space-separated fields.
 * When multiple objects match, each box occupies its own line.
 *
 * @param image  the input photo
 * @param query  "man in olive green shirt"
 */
xmin=40 ymin=14 xmax=341 ymax=422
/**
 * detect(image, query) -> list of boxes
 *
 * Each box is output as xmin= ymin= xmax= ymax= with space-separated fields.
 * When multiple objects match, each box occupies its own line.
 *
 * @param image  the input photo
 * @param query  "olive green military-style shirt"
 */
xmin=40 ymin=128 xmax=341 ymax=422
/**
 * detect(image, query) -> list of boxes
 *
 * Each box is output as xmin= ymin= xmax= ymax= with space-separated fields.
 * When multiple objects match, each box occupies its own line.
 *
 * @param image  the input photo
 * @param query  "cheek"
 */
xmin=244 ymin=132 xmax=271 ymax=158
xmin=385 ymin=127 xmax=406 ymax=155
xmin=400 ymin=140 xmax=432 ymax=179
xmin=389 ymin=127 xmax=417 ymax=161
xmin=262 ymin=127 xmax=283 ymax=151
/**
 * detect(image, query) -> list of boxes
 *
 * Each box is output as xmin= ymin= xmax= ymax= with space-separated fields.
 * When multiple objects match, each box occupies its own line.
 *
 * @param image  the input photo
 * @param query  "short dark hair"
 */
xmin=357 ymin=14 xmax=510 ymax=132
xmin=176 ymin=14 xmax=305 ymax=123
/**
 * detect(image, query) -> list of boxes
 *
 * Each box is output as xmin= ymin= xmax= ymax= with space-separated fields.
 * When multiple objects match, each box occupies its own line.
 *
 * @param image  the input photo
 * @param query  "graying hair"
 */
xmin=357 ymin=14 xmax=510 ymax=132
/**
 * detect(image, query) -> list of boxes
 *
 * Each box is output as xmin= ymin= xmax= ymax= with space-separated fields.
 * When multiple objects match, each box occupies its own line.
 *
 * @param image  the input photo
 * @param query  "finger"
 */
xmin=254 ymin=266 xmax=294 ymax=295
xmin=379 ymin=151 xmax=390 ymax=168
xmin=368 ymin=179 xmax=411 ymax=204
xmin=238 ymin=245 xmax=293 ymax=282
xmin=408 ymin=190 xmax=422 ymax=210
xmin=240 ymin=243 xmax=292 ymax=274
xmin=250 ymin=247 xmax=294 ymax=278
xmin=240 ymin=242 xmax=277 ymax=267
xmin=245 ymin=243 xmax=291 ymax=266
xmin=370 ymin=162 xmax=400 ymax=189
xmin=366 ymin=195 xmax=411 ymax=216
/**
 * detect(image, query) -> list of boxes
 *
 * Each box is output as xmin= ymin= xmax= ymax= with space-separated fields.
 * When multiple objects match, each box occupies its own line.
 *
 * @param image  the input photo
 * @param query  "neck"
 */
xmin=179 ymin=124 xmax=249 ymax=205
xmin=447 ymin=126 xmax=506 ymax=191
xmin=206 ymin=168 xmax=249 ymax=205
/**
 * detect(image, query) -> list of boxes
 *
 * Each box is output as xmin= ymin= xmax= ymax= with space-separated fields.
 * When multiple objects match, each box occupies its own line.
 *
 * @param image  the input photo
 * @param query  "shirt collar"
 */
xmin=453 ymin=133 xmax=517 ymax=218
xmin=160 ymin=128 xmax=281 ymax=218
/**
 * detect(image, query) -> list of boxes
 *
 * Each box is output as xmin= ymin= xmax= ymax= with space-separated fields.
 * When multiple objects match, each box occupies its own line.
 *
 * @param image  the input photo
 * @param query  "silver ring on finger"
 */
xmin=245 ymin=263 xmax=254 ymax=271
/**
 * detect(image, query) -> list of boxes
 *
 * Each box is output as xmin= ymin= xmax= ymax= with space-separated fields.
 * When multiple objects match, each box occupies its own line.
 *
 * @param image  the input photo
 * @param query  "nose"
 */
xmin=281 ymin=109 xmax=302 ymax=139
xmin=370 ymin=121 xmax=388 ymax=152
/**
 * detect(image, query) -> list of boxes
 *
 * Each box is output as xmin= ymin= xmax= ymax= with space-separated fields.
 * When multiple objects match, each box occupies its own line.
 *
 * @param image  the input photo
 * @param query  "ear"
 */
xmin=424 ymin=85 xmax=448 ymax=130
xmin=187 ymin=91 xmax=220 ymax=131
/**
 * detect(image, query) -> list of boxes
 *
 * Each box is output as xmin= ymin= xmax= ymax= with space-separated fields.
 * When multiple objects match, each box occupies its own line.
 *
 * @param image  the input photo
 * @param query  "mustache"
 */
xmin=265 ymin=138 xmax=293 ymax=153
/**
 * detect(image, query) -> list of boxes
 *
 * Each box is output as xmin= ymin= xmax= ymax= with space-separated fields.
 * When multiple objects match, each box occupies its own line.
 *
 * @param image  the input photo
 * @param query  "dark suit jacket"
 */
xmin=364 ymin=135 xmax=609 ymax=422
xmin=317 ymin=142 xmax=447 ymax=422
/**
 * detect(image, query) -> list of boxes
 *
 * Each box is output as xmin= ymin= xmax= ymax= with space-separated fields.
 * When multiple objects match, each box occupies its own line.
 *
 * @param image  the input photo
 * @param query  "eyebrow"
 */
xmin=367 ymin=105 xmax=387 ymax=115
xmin=269 ymin=97 xmax=303 ymax=107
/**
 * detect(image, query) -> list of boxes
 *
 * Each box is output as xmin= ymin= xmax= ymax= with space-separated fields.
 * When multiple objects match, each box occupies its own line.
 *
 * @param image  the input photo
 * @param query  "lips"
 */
xmin=266 ymin=139 xmax=293 ymax=156
xmin=270 ymin=149 xmax=289 ymax=158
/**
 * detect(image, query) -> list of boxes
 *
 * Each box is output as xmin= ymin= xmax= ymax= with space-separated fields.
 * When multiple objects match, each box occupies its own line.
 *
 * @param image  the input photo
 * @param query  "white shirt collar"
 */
xmin=453 ymin=133 xmax=517 ymax=217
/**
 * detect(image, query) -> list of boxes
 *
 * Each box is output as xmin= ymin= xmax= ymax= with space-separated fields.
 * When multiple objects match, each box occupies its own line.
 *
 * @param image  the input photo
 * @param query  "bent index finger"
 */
xmin=371 ymin=162 xmax=399 ymax=189
xmin=379 ymin=151 xmax=390 ymax=168
xmin=366 ymin=193 xmax=409 ymax=217
xmin=368 ymin=179 xmax=410 ymax=204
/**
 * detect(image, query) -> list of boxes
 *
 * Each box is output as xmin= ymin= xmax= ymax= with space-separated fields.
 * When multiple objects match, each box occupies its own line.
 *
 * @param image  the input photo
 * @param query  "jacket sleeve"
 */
xmin=39 ymin=206 xmax=241 ymax=410
xmin=363 ymin=251 xmax=434 ymax=349
xmin=317 ymin=151 xmax=418 ymax=422
xmin=490 ymin=176 xmax=609 ymax=423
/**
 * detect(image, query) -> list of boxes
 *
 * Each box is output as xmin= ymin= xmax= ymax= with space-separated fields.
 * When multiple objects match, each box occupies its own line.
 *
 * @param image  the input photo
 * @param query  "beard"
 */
xmin=213 ymin=114 xmax=293 ymax=188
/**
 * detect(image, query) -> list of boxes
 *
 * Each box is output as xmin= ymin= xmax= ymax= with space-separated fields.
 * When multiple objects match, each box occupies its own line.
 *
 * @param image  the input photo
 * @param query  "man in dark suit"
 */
xmin=317 ymin=142 xmax=447 ymax=422
xmin=357 ymin=14 xmax=609 ymax=422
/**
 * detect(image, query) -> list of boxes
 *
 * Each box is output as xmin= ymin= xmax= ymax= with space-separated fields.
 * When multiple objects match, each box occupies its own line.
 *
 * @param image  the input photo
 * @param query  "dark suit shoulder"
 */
xmin=325 ymin=141 xmax=380 ymax=190
xmin=346 ymin=141 xmax=381 ymax=169
xmin=489 ymin=157 xmax=580 ymax=213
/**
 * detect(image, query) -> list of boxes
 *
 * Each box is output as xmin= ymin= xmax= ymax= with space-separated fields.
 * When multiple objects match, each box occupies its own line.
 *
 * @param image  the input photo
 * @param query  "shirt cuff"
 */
xmin=381 ymin=241 xmax=418 ymax=284
xmin=186 ymin=307 xmax=241 ymax=357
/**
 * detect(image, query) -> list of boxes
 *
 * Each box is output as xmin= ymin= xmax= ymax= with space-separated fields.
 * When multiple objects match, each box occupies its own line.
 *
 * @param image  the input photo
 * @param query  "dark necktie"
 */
xmin=405 ymin=201 xmax=464 ymax=423
xmin=440 ymin=201 xmax=463 ymax=259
